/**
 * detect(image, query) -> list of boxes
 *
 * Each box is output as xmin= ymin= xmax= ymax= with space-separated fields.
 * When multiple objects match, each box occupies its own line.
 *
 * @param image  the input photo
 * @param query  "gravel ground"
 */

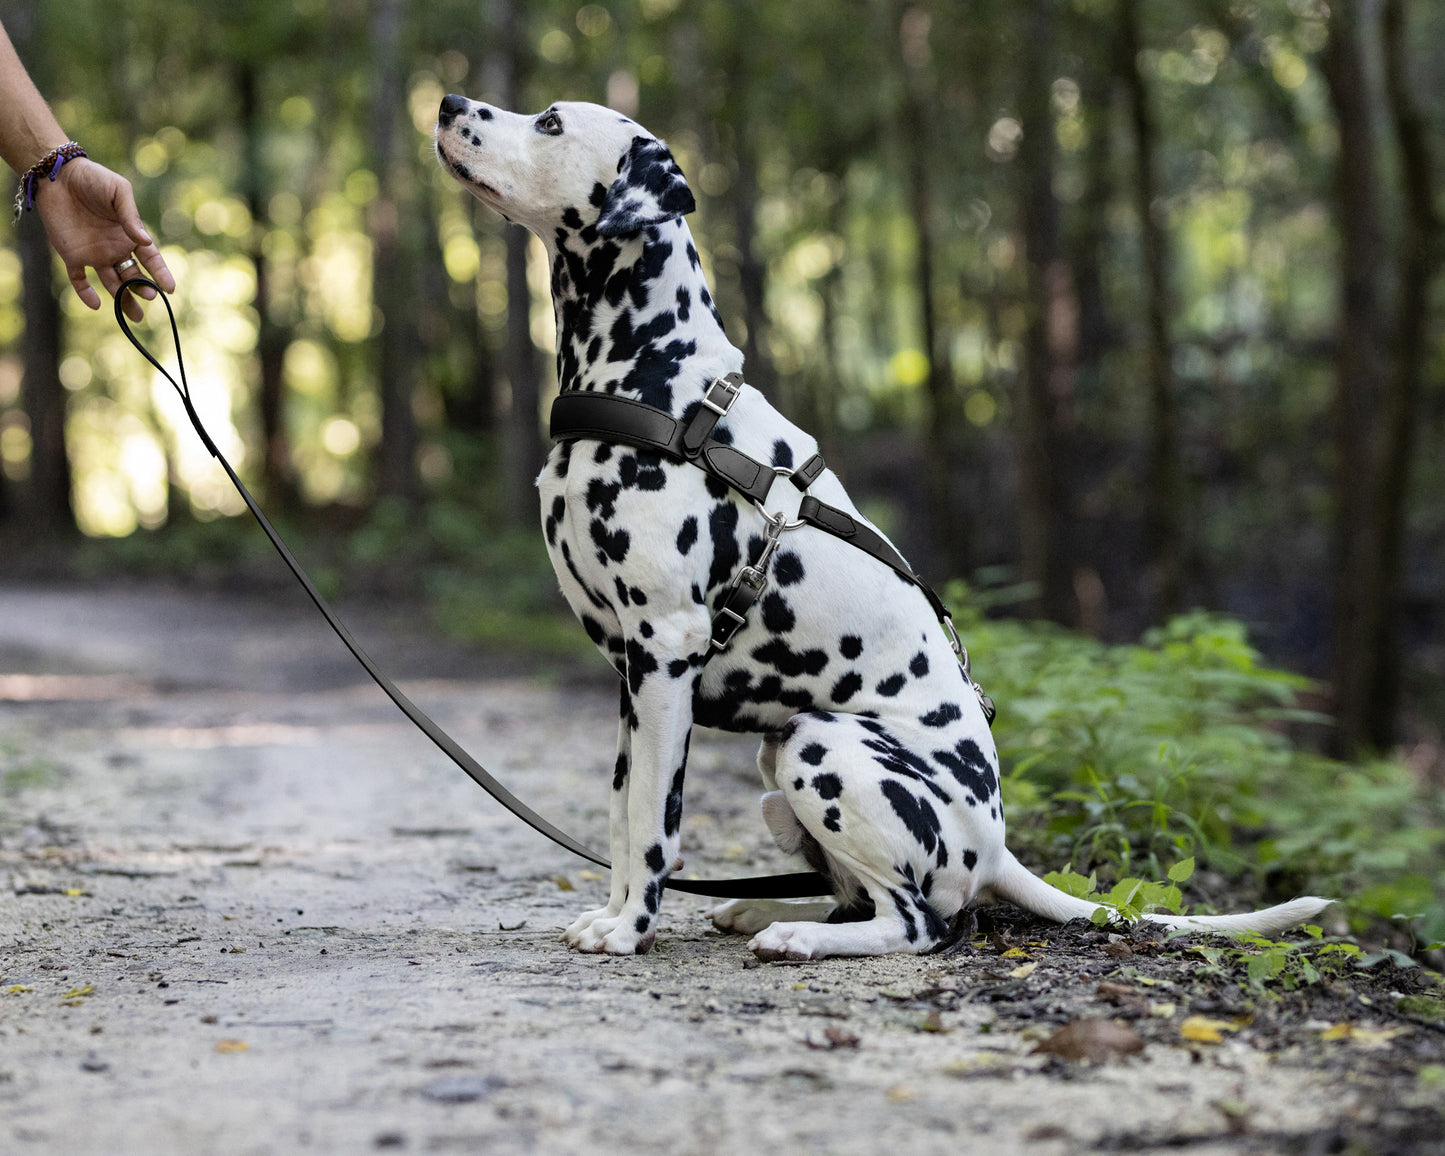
xmin=2 ymin=580 xmax=1443 ymax=1155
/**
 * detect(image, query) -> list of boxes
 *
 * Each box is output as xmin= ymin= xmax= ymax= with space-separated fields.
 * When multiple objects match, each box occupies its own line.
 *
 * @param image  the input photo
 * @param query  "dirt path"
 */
xmin=2 ymin=581 xmax=1442 ymax=1154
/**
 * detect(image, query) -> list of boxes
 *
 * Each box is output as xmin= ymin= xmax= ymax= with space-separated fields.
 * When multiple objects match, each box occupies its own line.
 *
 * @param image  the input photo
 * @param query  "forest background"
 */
xmin=0 ymin=0 xmax=1442 ymax=945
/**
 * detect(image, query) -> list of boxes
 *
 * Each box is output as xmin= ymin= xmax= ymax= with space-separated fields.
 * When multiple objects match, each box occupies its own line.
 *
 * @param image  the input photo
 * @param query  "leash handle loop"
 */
xmin=115 ymin=277 xmax=219 ymax=460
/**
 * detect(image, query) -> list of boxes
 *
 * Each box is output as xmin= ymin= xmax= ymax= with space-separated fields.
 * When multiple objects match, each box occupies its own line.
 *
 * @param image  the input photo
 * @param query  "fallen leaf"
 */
xmin=577 ymin=870 xmax=603 ymax=881
xmin=1320 ymin=1023 xmax=1411 ymax=1049
xmin=1033 ymin=1018 xmax=1145 ymax=1063
xmin=1149 ymin=1002 xmax=1177 ymax=1018
xmin=61 ymin=985 xmax=95 ymax=1000
xmin=1009 ymin=962 xmax=1038 ymax=979
xmin=7 ymin=985 xmax=32 ymax=995
xmin=885 ymin=1084 xmax=917 ymax=1102
xmin=1096 ymin=981 xmax=1139 ymax=1002
xmin=63 ymin=888 xmax=88 ymax=897
xmin=1103 ymin=940 xmax=1134 ymax=959
xmin=214 ymin=1039 xmax=249 ymax=1054
xmin=551 ymin=875 xmax=574 ymax=892
xmin=1000 ymin=947 xmax=1029 ymax=959
xmin=1180 ymin=1015 xmax=1239 ymax=1044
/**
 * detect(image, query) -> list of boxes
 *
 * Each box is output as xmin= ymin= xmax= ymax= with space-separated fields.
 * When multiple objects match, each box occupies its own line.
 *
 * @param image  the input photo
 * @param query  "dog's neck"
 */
xmin=541 ymin=217 xmax=742 ymax=416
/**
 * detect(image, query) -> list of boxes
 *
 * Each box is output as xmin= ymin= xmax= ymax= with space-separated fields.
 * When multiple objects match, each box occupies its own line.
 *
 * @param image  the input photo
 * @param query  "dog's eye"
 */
xmin=537 ymin=111 xmax=563 ymax=136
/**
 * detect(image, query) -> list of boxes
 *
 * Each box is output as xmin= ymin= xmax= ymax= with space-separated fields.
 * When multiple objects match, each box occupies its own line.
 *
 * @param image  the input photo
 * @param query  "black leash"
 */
xmin=115 ymin=278 xmax=828 ymax=900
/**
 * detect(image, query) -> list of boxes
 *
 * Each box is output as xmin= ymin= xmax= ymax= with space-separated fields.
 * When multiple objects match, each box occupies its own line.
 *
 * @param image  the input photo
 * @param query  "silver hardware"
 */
xmin=701 ymin=374 xmax=742 ymax=416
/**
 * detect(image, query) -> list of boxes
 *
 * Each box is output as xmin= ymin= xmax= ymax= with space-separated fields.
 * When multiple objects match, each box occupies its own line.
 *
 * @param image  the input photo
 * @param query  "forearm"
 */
xmin=0 ymin=21 xmax=68 ymax=176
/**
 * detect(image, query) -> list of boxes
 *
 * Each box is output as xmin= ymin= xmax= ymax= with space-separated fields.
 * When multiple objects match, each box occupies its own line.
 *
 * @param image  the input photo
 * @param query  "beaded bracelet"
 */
xmin=11 ymin=141 xmax=88 ymax=224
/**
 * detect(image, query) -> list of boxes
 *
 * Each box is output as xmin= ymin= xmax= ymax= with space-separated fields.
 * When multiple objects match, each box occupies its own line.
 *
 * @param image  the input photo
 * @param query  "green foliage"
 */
xmin=1045 ymin=856 xmax=1194 ymax=924
xmin=949 ymin=586 xmax=1445 ymax=945
xmin=1185 ymin=926 xmax=1367 ymax=992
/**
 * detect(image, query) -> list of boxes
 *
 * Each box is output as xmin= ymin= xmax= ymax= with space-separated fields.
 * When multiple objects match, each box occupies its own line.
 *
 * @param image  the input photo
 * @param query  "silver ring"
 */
xmin=114 ymin=257 xmax=139 ymax=276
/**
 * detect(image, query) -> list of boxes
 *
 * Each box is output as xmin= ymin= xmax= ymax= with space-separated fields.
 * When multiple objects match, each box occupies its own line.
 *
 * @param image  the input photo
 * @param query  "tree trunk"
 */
xmin=1015 ymin=0 xmax=1075 ymax=624
xmin=1118 ymin=0 xmax=1182 ymax=619
xmin=1363 ymin=0 xmax=1438 ymax=749
xmin=17 ymin=213 xmax=71 ymax=534
xmin=238 ymin=62 xmax=297 ymax=511
xmin=11 ymin=2 xmax=72 ymax=535
xmin=486 ymin=0 xmax=545 ymax=523
xmin=731 ymin=140 xmax=774 ymax=398
xmin=369 ymin=0 xmax=419 ymax=507
xmin=891 ymin=0 xmax=972 ymax=581
xmin=1320 ymin=0 xmax=1389 ymax=756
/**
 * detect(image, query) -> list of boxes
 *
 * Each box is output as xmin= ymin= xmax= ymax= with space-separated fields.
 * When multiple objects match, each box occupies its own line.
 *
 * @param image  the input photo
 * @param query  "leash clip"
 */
xmin=944 ymin=614 xmax=997 ymax=726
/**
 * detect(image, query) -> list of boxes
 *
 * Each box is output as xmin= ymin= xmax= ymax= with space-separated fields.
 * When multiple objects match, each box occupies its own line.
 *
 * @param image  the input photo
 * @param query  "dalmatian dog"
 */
xmin=434 ymin=96 xmax=1330 ymax=959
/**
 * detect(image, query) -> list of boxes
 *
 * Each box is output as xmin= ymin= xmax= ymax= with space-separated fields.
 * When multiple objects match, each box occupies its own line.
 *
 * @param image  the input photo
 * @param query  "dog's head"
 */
xmin=435 ymin=97 xmax=695 ymax=240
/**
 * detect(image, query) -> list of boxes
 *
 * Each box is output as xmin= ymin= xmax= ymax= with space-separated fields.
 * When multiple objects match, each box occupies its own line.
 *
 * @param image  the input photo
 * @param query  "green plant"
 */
xmin=1044 ymin=856 xmax=1196 ymax=924
xmin=945 ymin=584 xmax=1445 ymax=947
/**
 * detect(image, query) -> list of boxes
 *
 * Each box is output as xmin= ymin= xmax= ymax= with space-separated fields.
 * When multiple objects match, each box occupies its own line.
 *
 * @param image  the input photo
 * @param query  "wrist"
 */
xmin=11 ymin=141 xmax=87 ymax=223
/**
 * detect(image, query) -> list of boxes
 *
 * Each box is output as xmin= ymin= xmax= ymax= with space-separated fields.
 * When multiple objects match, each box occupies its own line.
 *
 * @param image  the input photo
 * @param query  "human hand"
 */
xmin=33 ymin=156 xmax=175 ymax=322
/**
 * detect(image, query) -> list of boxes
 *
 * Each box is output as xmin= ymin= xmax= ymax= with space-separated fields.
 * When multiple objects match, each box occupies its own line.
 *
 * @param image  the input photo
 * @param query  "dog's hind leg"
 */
xmin=560 ymin=684 xmax=633 ymax=941
xmin=742 ymin=713 xmax=972 ymax=959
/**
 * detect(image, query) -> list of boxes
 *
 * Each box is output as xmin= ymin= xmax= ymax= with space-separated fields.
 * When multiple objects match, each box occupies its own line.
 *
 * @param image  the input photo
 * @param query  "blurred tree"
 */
xmin=370 ymin=0 xmax=422 ymax=508
xmin=1015 ymin=0 xmax=1076 ymax=624
xmin=11 ymin=0 xmax=72 ymax=535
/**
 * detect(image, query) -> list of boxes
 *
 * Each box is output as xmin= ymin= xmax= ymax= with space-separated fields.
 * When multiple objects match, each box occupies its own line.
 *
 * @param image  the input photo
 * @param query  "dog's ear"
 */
xmin=595 ymin=136 xmax=696 ymax=238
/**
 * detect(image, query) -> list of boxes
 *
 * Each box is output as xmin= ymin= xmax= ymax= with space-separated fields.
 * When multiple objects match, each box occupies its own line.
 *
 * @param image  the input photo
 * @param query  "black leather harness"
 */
xmin=550 ymin=374 xmax=995 ymax=725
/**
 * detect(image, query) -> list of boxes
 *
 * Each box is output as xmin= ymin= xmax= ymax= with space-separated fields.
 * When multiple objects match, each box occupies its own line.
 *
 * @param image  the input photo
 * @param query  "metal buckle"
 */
xmin=701 ymin=375 xmax=742 ymax=416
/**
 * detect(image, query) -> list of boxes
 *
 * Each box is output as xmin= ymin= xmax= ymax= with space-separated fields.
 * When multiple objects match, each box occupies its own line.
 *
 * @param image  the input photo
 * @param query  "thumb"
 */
xmin=114 ymin=186 xmax=154 ymax=249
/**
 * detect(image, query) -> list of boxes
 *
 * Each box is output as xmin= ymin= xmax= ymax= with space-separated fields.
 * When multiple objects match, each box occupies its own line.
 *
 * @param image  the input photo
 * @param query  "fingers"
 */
xmin=66 ymin=263 xmax=102 ymax=312
xmin=112 ymin=178 xmax=175 ymax=294
xmin=95 ymin=260 xmax=145 ymax=323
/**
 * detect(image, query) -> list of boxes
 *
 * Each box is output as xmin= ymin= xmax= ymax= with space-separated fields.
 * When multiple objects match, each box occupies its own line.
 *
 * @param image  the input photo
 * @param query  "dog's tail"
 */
xmin=988 ymin=849 xmax=1332 ymax=936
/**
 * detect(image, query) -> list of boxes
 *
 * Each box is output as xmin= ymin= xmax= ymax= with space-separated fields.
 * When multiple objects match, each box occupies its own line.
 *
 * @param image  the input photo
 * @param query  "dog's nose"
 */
xmin=438 ymin=93 xmax=470 ymax=126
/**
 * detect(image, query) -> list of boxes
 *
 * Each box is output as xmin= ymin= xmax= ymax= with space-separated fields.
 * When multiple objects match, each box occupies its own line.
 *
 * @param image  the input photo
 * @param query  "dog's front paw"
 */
xmin=748 ymin=921 xmax=821 ymax=962
xmin=566 ymin=911 xmax=657 ymax=955
xmin=561 ymin=904 xmax=619 ymax=947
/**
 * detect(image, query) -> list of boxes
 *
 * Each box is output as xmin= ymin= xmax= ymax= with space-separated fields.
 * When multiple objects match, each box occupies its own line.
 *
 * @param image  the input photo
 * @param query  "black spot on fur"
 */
xmin=707 ymin=503 xmax=741 ymax=590
xmin=823 ymin=806 xmax=842 ymax=832
xmin=664 ymin=765 xmax=685 ymax=836
xmin=919 ymin=702 xmax=962 ymax=728
xmin=645 ymin=843 xmax=665 ymax=873
xmin=963 ymin=849 xmax=978 ymax=871
xmin=581 ymin=615 xmax=607 ymax=647
xmin=771 ymin=440 xmax=794 ymax=468
xmin=773 ymin=551 xmax=805 ymax=586
xmin=880 ymin=781 xmax=945 ymax=866
xmin=840 ymin=635 xmax=863 ymax=659
xmin=811 ymin=772 xmax=843 ymax=800
xmin=625 ymin=638 xmax=658 ymax=695
xmin=910 ymin=652 xmax=930 ymax=678
xmin=590 ymin=519 xmax=631 ymax=564
xmin=752 ymin=639 xmax=829 ymax=678
xmin=933 ymin=737 xmax=999 ymax=803
xmin=676 ymin=515 xmax=699 ymax=555
xmin=667 ymin=658 xmax=690 ymax=678
xmin=830 ymin=672 xmax=863 ymax=704
xmin=799 ymin=743 xmax=828 ymax=766
xmin=761 ymin=592 xmax=795 ymax=633
xmin=875 ymin=673 xmax=907 ymax=697
xmin=613 ymin=753 xmax=629 ymax=790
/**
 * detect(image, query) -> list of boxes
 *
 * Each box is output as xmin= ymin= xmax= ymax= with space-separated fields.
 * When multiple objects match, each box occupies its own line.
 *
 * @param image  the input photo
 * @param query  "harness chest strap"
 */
xmin=548 ymin=378 xmax=996 ymax=725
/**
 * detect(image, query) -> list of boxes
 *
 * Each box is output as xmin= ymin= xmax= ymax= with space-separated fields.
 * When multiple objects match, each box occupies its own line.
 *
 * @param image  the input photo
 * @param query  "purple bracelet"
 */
xmin=11 ymin=141 xmax=87 ymax=223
